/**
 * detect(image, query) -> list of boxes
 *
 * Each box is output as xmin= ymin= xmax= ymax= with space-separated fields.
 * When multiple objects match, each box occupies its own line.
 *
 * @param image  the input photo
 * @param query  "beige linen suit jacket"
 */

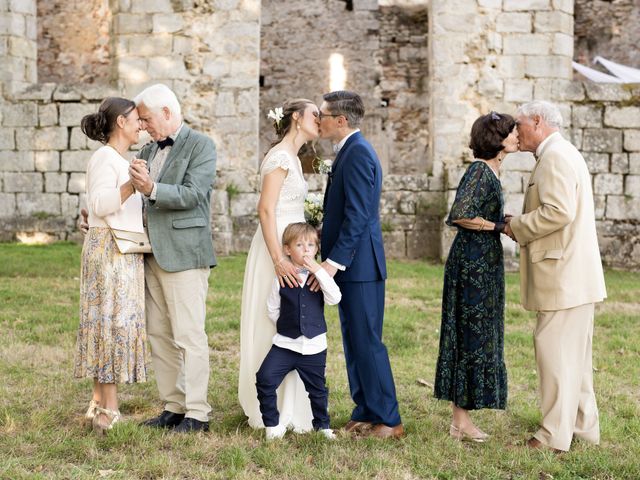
xmin=510 ymin=133 xmax=606 ymax=312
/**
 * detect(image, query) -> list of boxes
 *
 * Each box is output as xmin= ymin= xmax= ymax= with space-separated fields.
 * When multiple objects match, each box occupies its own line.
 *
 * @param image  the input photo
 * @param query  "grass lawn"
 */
xmin=0 ymin=242 xmax=639 ymax=479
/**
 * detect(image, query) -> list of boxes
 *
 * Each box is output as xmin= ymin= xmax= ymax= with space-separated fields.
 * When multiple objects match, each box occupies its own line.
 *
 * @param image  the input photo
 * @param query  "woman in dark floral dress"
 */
xmin=434 ymin=112 xmax=519 ymax=442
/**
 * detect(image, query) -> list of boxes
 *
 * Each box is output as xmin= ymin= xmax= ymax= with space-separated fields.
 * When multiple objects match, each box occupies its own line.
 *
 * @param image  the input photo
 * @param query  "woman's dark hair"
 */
xmin=322 ymin=90 xmax=365 ymax=127
xmin=80 ymin=97 xmax=136 ymax=144
xmin=270 ymin=98 xmax=315 ymax=147
xmin=469 ymin=112 xmax=516 ymax=160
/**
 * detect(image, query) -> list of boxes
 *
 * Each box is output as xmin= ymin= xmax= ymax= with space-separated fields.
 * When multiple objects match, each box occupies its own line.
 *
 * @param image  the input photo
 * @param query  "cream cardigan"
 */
xmin=86 ymin=145 xmax=144 ymax=232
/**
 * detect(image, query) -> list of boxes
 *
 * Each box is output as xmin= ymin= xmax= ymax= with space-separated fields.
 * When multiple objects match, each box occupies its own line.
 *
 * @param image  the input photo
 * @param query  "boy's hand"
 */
xmin=302 ymin=255 xmax=321 ymax=274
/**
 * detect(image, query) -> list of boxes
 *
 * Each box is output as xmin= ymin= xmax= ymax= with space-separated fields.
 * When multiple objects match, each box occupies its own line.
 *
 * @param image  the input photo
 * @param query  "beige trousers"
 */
xmin=145 ymin=256 xmax=211 ymax=422
xmin=533 ymin=303 xmax=600 ymax=451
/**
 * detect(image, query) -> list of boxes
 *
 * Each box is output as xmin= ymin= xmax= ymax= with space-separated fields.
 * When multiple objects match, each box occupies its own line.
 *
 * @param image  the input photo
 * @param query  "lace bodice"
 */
xmin=260 ymin=149 xmax=308 ymax=217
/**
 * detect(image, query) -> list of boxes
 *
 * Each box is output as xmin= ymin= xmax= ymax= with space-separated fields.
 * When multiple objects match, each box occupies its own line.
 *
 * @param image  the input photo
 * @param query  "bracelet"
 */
xmin=478 ymin=218 xmax=486 ymax=231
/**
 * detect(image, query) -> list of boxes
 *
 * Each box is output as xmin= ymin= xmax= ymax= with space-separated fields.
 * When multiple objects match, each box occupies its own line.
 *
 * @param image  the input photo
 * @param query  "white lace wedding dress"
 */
xmin=238 ymin=149 xmax=314 ymax=431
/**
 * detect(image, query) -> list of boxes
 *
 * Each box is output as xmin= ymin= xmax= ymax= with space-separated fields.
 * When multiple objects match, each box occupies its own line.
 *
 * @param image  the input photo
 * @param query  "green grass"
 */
xmin=0 ymin=242 xmax=639 ymax=479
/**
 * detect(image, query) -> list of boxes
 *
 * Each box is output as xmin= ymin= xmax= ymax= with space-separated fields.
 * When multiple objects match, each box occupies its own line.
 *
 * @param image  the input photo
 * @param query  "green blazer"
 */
xmin=138 ymin=125 xmax=217 ymax=272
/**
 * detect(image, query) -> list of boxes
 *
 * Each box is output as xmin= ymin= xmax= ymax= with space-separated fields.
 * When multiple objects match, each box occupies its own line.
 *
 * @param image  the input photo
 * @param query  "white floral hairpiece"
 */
xmin=267 ymin=107 xmax=284 ymax=128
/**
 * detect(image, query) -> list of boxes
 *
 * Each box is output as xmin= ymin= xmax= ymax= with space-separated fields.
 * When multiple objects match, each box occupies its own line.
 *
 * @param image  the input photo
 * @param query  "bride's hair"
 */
xmin=270 ymin=98 xmax=315 ymax=147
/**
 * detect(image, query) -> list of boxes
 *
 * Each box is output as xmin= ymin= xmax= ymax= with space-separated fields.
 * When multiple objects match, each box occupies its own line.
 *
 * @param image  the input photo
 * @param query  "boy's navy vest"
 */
xmin=278 ymin=282 xmax=326 ymax=339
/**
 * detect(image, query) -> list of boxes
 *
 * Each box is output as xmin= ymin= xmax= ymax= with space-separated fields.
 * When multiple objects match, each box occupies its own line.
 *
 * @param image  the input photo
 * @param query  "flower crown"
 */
xmin=267 ymin=107 xmax=284 ymax=129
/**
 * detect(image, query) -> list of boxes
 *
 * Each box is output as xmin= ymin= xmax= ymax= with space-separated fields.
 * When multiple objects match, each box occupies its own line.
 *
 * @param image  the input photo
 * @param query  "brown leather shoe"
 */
xmin=368 ymin=423 xmax=405 ymax=439
xmin=343 ymin=420 xmax=374 ymax=433
xmin=526 ymin=437 xmax=564 ymax=454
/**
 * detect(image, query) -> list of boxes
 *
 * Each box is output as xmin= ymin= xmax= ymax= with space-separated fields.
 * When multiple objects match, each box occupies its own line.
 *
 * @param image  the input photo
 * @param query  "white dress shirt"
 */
xmin=266 ymin=267 xmax=342 ymax=355
xmin=149 ymin=123 xmax=184 ymax=200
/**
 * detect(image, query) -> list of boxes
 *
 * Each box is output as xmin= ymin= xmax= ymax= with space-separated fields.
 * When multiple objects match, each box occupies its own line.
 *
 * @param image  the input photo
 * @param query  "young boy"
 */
xmin=256 ymin=222 xmax=341 ymax=440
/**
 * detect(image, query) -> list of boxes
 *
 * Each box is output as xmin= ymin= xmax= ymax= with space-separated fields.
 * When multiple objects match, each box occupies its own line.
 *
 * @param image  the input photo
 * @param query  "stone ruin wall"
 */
xmin=0 ymin=0 xmax=639 ymax=268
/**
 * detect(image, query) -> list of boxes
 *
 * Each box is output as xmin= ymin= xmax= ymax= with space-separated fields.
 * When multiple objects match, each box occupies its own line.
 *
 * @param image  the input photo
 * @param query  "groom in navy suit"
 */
xmin=317 ymin=91 xmax=403 ymax=439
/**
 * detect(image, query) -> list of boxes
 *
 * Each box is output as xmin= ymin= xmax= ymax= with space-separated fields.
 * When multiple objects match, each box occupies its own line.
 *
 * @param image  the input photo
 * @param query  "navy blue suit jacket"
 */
xmin=321 ymin=131 xmax=387 ymax=283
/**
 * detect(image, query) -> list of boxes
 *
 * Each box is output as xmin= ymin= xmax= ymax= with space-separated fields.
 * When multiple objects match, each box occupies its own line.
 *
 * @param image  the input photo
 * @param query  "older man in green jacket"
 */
xmin=129 ymin=84 xmax=216 ymax=433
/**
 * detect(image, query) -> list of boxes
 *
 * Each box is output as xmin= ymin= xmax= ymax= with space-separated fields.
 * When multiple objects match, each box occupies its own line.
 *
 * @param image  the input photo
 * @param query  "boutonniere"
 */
xmin=313 ymin=157 xmax=333 ymax=175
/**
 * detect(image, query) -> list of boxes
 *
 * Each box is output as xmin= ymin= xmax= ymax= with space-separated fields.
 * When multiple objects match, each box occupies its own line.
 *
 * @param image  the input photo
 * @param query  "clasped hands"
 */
xmin=503 ymin=215 xmax=517 ymax=242
xmin=129 ymin=158 xmax=154 ymax=196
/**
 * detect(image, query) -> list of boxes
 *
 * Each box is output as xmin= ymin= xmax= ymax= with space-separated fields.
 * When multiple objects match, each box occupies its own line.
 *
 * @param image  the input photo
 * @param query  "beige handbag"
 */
xmin=109 ymin=228 xmax=152 ymax=254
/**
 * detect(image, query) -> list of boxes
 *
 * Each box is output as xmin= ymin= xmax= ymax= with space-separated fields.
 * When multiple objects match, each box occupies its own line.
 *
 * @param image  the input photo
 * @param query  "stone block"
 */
xmin=594 ymin=173 xmax=623 ymax=195
xmin=53 ymin=85 xmax=82 ymax=101
xmin=131 ymin=0 xmax=173 ymax=13
xmin=16 ymin=193 xmax=61 ymax=216
xmin=214 ymin=91 xmax=236 ymax=116
xmin=604 ymin=106 xmax=640 ymax=129
xmin=131 ymin=34 xmax=173 ymax=56
xmin=61 ymin=151 xmax=90 ymax=172
xmin=560 ymin=81 xmax=585 ymax=101
xmin=210 ymin=190 xmax=229 ymax=216
xmin=445 ymin=166 xmax=466 ymax=190
xmin=525 ymin=55 xmax=571 ymax=79
xmin=630 ymin=153 xmax=640 ymax=174
xmin=214 ymin=0 xmax=240 ymax=10
xmin=0 ymin=193 xmax=16 ymax=217
xmin=606 ymin=195 xmax=640 ymax=220
xmin=504 ymin=0 xmax=550 ymax=11
xmin=502 ymin=171 xmax=524 ymax=192
xmin=229 ymin=192 xmax=259 ymax=216
xmin=503 ymin=151 xmax=536 ymax=171
xmin=504 ymin=79 xmax=533 ymax=102
xmin=70 ymin=127 xmax=87 ymax=150
xmin=478 ymin=0 xmax=502 ymax=8
xmin=584 ymin=83 xmax=631 ymax=102
xmin=496 ymin=13 xmax=531 ymax=33
xmin=60 ymin=193 xmax=79 ymax=217
xmin=153 ymin=14 xmax=183 ymax=33
xmin=2 ymin=103 xmax=37 ymax=127
xmin=552 ymin=0 xmax=573 ymax=14
xmin=534 ymin=11 xmax=573 ymax=33
xmin=4 ymin=172 xmax=42 ymax=193
xmin=582 ymin=129 xmax=622 ymax=153
xmin=552 ymin=33 xmax=573 ymax=56
xmin=25 ymin=12 xmax=35 ymax=40
xmin=173 ymin=36 xmax=193 ymax=55
xmin=503 ymin=34 xmax=551 ymax=55
xmin=623 ymin=130 xmax=640 ymax=152
xmin=45 ymin=172 xmax=68 ymax=193
xmin=583 ymin=152 xmax=609 ymax=174
xmin=382 ymin=231 xmax=406 ymax=259
xmin=9 ymin=0 xmax=36 ymax=14
xmin=17 ymin=127 xmax=68 ymax=151
xmin=503 ymin=192 xmax=524 ymax=216
xmin=147 ymin=56 xmax=188 ymax=79
xmin=593 ymin=194 xmax=605 ymax=219
xmin=59 ymin=103 xmax=97 ymax=127
xmin=34 ymin=151 xmax=60 ymax=172
xmin=0 ymin=12 xmax=25 ymax=36
xmin=68 ymin=173 xmax=85 ymax=194
xmin=0 ymin=128 xmax=15 ymax=149
xmin=38 ymin=104 xmax=58 ymax=127
xmin=625 ymin=175 xmax=640 ymax=197
xmin=117 ymin=57 xmax=149 ymax=83
xmin=80 ymin=84 xmax=119 ymax=101
xmin=497 ymin=56 xmax=525 ymax=79
xmin=611 ymin=153 xmax=629 ymax=174
xmin=478 ymin=71 xmax=503 ymax=98
xmin=116 ymin=13 xmax=152 ymax=34
xmin=572 ymin=105 xmax=602 ymax=128
xmin=569 ymin=128 xmax=583 ymax=148
xmin=0 ymin=150 xmax=34 ymax=172
xmin=8 ymin=36 xmax=36 ymax=59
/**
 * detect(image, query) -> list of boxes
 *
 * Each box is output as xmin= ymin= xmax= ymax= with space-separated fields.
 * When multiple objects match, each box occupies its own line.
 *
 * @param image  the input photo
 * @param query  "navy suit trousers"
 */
xmin=256 ymin=345 xmax=330 ymax=430
xmin=338 ymin=280 xmax=401 ymax=427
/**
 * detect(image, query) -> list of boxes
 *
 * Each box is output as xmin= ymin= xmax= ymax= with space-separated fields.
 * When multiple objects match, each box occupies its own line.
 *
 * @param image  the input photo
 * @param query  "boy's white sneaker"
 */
xmin=319 ymin=428 xmax=336 ymax=440
xmin=265 ymin=424 xmax=286 ymax=440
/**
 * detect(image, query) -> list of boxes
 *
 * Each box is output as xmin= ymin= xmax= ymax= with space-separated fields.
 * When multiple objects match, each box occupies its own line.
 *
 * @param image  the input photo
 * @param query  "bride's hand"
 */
xmin=275 ymin=258 xmax=300 ymax=288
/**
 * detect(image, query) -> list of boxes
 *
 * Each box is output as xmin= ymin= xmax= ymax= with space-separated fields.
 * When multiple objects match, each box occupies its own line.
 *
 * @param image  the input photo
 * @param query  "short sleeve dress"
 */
xmin=434 ymin=160 xmax=508 ymax=410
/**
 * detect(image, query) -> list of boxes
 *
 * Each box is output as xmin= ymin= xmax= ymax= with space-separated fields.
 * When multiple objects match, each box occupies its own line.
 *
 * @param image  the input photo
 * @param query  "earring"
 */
xmin=297 ymin=124 xmax=300 ymax=130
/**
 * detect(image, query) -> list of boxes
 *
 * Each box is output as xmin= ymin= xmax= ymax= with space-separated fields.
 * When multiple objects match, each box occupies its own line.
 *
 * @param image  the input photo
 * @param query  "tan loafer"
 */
xmin=368 ymin=423 xmax=405 ymax=439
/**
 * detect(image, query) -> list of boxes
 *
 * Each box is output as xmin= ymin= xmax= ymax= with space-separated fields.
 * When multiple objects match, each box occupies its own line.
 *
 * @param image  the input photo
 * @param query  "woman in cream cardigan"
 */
xmin=74 ymin=97 xmax=147 ymax=434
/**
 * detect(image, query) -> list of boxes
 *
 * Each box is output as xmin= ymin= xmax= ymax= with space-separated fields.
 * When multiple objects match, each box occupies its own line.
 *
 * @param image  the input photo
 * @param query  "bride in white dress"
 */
xmin=238 ymin=99 xmax=320 ymax=431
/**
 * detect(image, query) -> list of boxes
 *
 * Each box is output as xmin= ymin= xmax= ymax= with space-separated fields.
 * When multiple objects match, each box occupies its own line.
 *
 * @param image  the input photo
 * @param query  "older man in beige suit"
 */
xmin=505 ymin=101 xmax=606 ymax=453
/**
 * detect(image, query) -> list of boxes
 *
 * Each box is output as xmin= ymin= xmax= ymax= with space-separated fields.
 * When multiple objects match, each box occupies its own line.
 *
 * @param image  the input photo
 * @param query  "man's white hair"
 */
xmin=133 ymin=84 xmax=182 ymax=117
xmin=517 ymin=100 xmax=563 ymax=128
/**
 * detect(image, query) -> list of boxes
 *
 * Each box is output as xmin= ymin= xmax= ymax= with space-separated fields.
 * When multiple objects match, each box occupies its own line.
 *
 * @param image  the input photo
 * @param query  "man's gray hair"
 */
xmin=517 ymin=100 xmax=563 ymax=128
xmin=133 ymin=84 xmax=182 ymax=117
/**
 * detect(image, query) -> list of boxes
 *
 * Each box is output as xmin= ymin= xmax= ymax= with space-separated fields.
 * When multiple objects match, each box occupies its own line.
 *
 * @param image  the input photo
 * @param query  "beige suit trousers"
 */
xmin=533 ymin=303 xmax=599 ymax=451
xmin=145 ymin=255 xmax=211 ymax=422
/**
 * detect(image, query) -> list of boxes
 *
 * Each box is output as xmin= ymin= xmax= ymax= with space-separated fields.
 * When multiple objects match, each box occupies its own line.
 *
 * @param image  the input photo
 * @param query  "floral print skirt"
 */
xmin=74 ymin=227 xmax=148 ymax=384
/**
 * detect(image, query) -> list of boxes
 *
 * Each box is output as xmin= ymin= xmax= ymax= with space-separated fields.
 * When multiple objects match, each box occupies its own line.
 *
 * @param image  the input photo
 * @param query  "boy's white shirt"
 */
xmin=266 ymin=267 xmax=342 ymax=355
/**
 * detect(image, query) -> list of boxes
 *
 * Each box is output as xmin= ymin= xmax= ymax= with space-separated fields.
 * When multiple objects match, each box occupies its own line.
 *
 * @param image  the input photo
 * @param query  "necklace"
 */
xmin=107 ymin=143 xmax=123 ymax=156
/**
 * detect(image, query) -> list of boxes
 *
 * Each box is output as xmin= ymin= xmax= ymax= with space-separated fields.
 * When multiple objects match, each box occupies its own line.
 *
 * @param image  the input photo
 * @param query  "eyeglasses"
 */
xmin=317 ymin=111 xmax=343 ymax=120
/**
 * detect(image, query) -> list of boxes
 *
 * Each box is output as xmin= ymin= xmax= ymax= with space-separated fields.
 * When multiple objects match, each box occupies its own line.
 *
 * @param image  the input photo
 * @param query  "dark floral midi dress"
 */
xmin=434 ymin=160 xmax=508 ymax=410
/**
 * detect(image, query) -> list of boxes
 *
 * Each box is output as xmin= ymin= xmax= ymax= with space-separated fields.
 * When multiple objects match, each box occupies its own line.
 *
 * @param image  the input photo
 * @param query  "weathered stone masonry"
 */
xmin=1 ymin=0 xmax=639 ymax=268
